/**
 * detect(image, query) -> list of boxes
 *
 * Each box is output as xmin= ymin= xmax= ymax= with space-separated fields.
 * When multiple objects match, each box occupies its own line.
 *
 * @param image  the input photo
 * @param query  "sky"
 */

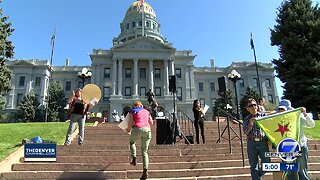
xmin=2 ymin=0 xmax=320 ymax=99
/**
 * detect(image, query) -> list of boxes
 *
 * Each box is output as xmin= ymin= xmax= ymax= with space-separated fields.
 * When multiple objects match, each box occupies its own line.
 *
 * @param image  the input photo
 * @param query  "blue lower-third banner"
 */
xmin=24 ymin=143 xmax=56 ymax=162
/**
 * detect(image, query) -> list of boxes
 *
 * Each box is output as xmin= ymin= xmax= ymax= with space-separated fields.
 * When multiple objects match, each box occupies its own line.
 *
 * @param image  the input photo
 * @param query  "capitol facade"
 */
xmin=4 ymin=1 xmax=279 ymax=120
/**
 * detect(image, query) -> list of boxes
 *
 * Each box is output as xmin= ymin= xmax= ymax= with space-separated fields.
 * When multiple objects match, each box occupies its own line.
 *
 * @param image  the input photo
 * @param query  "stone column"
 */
xmin=169 ymin=58 xmax=175 ymax=75
xmin=148 ymin=59 xmax=154 ymax=92
xmin=117 ymin=58 xmax=123 ymax=96
xmin=163 ymin=58 xmax=169 ymax=95
xmin=133 ymin=58 xmax=139 ymax=98
xmin=112 ymin=58 xmax=117 ymax=96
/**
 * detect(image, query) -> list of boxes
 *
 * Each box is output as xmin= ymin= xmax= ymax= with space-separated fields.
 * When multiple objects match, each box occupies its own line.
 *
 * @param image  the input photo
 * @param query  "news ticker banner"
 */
xmin=262 ymin=163 xmax=298 ymax=172
xmin=24 ymin=143 xmax=56 ymax=162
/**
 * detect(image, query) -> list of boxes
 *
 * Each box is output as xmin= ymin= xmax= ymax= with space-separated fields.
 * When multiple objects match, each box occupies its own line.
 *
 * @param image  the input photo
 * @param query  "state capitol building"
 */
xmin=4 ymin=1 xmax=279 ymax=120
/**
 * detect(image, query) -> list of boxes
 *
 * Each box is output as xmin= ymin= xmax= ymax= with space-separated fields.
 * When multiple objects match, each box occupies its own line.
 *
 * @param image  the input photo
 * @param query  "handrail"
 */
xmin=162 ymin=110 xmax=194 ymax=144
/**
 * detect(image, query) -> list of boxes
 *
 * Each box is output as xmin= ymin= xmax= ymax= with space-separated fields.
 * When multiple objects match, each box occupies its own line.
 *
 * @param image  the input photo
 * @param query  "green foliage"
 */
xmin=15 ymin=91 xmax=40 ymax=122
xmin=304 ymin=120 xmax=320 ymax=140
xmin=213 ymin=90 xmax=233 ymax=117
xmin=0 ymin=2 xmax=14 ymax=95
xmin=47 ymin=81 xmax=66 ymax=122
xmin=240 ymin=87 xmax=260 ymax=118
xmin=0 ymin=95 xmax=5 ymax=110
xmin=0 ymin=122 xmax=70 ymax=161
xmin=270 ymin=0 xmax=320 ymax=118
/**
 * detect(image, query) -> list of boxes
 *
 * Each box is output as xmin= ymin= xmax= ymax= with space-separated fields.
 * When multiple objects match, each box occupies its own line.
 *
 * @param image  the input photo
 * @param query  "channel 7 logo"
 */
xmin=277 ymin=138 xmax=302 ymax=162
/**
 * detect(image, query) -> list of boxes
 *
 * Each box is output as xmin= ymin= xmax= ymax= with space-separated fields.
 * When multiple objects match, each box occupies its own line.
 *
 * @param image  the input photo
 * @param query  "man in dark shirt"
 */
xmin=243 ymin=98 xmax=270 ymax=180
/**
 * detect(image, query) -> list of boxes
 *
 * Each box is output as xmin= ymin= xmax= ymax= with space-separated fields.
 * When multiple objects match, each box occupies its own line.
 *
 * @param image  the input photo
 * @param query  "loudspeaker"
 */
xmin=156 ymin=117 xmax=173 ymax=144
xmin=218 ymin=76 xmax=227 ymax=93
xmin=169 ymin=75 xmax=176 ymax=92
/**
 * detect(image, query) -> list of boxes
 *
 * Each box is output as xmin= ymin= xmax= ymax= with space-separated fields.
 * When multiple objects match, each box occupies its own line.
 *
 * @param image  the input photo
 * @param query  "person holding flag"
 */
xmin=243 ymin=98 xmax=270 ymax=179
xmin=275 ymin=99 xmax=315 ymax=180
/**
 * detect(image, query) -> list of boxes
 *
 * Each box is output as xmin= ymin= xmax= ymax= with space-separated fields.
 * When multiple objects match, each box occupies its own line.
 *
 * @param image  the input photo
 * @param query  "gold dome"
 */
xmin=125 ymin=1 xmax=156 ymax=18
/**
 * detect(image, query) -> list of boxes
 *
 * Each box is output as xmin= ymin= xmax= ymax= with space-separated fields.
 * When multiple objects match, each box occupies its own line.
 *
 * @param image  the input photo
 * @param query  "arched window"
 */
xmin=126 ymin=23 xmax=129 ymax=29
xmin=146 ymin=21 xmax=150 ymax=28
xmin=132 ymin=21 xmax=136 ymax=27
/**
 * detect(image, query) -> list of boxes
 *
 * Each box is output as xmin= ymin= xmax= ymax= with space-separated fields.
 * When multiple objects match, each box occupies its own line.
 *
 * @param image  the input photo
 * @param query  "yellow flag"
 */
xmin=256 ymin=109 xmax=301 ymax=147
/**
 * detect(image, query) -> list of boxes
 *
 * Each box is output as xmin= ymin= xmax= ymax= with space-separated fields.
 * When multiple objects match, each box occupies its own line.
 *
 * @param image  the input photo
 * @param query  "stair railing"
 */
xmin=163 ymin=110 xmax=194 ymax=144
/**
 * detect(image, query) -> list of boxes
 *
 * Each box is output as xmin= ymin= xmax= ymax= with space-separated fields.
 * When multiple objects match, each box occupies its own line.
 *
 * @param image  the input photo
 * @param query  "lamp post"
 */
xmin=228 ymin=69 xmax=245 ymax=167
xmin=77 ymin=67 xmax=92 ymax=88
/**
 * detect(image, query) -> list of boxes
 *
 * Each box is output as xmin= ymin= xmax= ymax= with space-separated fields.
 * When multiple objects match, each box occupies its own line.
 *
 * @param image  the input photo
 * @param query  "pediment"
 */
xmin=112 ymin=36 xmax=175 ymax=51
xmin=10 ymin=60 xmax=35 ymax=66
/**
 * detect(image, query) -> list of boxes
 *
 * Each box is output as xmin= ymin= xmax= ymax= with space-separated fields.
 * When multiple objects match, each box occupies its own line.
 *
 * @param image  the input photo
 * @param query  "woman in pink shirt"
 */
xmin=126 ymin=100 xmax=153 ymax=179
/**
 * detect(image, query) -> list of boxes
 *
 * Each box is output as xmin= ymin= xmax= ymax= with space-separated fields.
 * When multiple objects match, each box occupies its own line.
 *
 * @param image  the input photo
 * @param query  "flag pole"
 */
xmin=50 ymin=29 xmax=56 ymax=66
xmin=45 ymin=28 xmax=56 ymax=122
xmin=250 ymin=33 xmax=262 ymax=97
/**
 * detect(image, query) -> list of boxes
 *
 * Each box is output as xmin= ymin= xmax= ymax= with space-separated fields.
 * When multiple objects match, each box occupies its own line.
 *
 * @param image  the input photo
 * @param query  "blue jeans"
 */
xmin=247 ymin=140 xmax=270 ymax=180
xmin=287 ymin=145 xmax=309 ymax=180
xmin=65 ymin=114 xmax=85 ymax=144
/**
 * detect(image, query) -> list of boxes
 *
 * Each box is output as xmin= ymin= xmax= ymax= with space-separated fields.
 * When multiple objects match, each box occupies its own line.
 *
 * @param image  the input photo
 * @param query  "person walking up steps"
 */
xmin=126 ymin=100 xmax=153 ymax=179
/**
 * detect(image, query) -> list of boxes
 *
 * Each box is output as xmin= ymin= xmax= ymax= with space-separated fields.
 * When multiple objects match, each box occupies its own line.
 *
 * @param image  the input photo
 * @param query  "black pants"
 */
xmin=194 ymin=119 xmax=205 ymax=144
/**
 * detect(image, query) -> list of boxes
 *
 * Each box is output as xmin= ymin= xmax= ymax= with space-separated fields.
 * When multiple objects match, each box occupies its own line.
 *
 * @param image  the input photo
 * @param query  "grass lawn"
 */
xmin=304 ymin=120 xmax=320 ymax=140
xmin=0 ymin=122 xmax=92 ymax=162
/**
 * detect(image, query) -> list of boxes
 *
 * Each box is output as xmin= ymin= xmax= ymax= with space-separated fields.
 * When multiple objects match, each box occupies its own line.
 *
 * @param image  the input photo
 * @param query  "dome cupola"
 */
xmin=113 ymin=0 xmax=168 ymax=45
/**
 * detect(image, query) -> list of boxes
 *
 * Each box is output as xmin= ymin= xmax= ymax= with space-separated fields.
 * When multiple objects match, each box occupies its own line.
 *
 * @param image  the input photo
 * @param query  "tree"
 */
xmin=16 ymin=91 xmax=40 ymax=122
xmin=213 ymin=90 xmax=233 ymax=117
xmin=240 ymin=87 xmax=260 ymax=119
xmin=270 ymin=0 xmax=320 ymax=118
xmin=0 ymin=1 xmax=14 ymax=95
xmin=47 ymin=80 xmax=66 ymax=122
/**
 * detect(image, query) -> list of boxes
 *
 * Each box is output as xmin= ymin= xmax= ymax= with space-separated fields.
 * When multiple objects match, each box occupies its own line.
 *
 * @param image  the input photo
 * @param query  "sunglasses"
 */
xmin=247 ymin=104 xmax=257 ymax=108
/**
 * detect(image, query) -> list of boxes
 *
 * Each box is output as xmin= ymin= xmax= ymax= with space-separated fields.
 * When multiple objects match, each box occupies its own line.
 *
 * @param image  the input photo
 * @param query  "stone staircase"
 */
xmin=1 ymin=121 xmax=320 ymax=179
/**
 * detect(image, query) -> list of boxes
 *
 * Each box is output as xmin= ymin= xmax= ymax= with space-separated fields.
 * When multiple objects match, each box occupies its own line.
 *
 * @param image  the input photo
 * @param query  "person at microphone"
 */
xmin=243 ymin=98 xmax=270 ymax=180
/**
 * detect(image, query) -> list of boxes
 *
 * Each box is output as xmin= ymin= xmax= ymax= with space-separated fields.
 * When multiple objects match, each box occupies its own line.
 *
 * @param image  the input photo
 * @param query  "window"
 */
xmin=146 ymin=21 xmax=150 ymax=27
xmin=35 ymin=77 xmax=41 ymax=87
xmin=155 ymin=87 xmax=161 ymax=96
xmin=210 ymin=82 xmax=215 ymax=92
xmin=139 ymin=21 xmax=142 ymax=26
xmin=253 ymin=78 xmax=258 ymax=87
xmin=65 ymin=81 xmax=71 ymax=91
xmin=19 ymin=76 xmax=25 ymax=86
xmin=125 ymin=87 xmax=131 ymax=96
xmin=177 ymin=87 xmax=182 ymax=101
xmin=126 ymin=23 xmax=129 ymax=29
xmin=103 ymin=87 xmax=110 ymax=101
xmin=175 ymin=68 xmax=181 ymax=78
xmin=266 ymin=78 xmax=271 ymax=87
xmin=211 ymin=98 xmax=216 ymax=107
xmin=132 ymin=21 xmax=136 ymax=27
xmin=154 ymin=68 xmax=160 ymax=79
xmin=125 ymin=68 xmax=131 ymax=78
xmin=268 ymin=94 xmax=273 ymax=103
xmin=239 ymin=79 xmax=244 ymax=87
xmin=200 ymin=98 xmax=205 ymax=107
xmin=17 ymin=93 xmax=23 ymax=106
xmin=104 ymin=68 xmax=110 ymax=78
xmin=78 ymin=81 xmax=84 ymax=88
xmin=140 ymin=87 xmax=146 ymax=96
xmin=140 ymin=68 xmax=146 ymax=78
xmin=199 ymin=82 xmax=204 ymax=92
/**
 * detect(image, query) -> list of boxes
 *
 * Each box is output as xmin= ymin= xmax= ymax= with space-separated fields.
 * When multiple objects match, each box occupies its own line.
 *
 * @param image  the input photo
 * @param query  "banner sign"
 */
xmin=24 ymin=143 xmax=56 ymax=162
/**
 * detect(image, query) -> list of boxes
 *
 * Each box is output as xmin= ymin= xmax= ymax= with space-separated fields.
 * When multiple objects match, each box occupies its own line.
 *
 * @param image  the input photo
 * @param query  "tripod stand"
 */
xmin=216 ymin=110 xmax=241 ymax=143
